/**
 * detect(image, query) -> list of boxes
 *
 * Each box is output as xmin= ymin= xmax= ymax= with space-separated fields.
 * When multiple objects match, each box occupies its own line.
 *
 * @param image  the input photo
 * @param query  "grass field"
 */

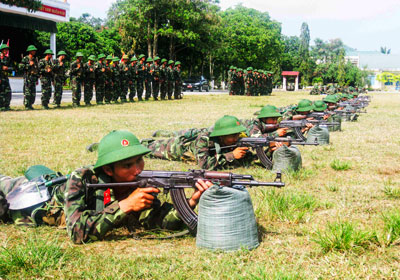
xmin=1 ymin=91 xmax=400 ymax=279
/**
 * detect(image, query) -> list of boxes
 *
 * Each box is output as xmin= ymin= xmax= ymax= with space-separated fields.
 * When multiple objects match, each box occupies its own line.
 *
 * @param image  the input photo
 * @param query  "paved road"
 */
xmin=8 ymin=77 xmax=227 ymax=105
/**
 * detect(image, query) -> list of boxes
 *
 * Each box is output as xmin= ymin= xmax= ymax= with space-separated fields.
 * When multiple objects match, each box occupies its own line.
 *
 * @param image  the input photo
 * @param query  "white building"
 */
xmin=345 ymin=50 xmax=400 ymax=89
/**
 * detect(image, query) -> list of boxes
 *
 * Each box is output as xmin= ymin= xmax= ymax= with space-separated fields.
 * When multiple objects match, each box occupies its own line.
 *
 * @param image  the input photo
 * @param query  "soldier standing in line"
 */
xmin=119 ymin=54 xmax=130 ymax=103
xmin=151 ymin=56 xmax=161 ymax=101
xmin=83 ymin=55 xmax=96 ymax=106
xmin=136 ymin=54 xmax=146 ymax=101
xmin=227 ymin=66 xmax=234 ymax=93
xmin=159 ymin=58 xmax=168 ymax=100
xmin=70 ymin=52 xmax=84 ymax=107
xmin=229 ymin=67 xmax=236 ymax=95
xmin=0 ymin=44 xmax=12 ymax=111
xmin=266 ymin=72 xmax=273 ymax=95
xmin=104 ymin=55 xmax=114 ymax=104
xmin=38 ymin=49 xmax=54 ymax=109
xmin=167 ymin=60 xmax=175 ymax=100
xmin=128 ymin=56 xmax=137 ymax=102
xmin=144 ymin=57 xmax=153 ymax=101
xmin=19 ymin=45 xmax=39 ymax=110
xmin=238 ymin=68 xmax=245 ymax=96
xmin=94 ymin=54 xmax=106 ymax=105
xmin=52 ymin=50 xmax=67 ymax=108
xmin=111 ymin=57 xmax=121 ymax=103
xmin=245 ymin=67 xmax=254 ymax=96
xmin=174 ymin=61 xmax=182 ymax=99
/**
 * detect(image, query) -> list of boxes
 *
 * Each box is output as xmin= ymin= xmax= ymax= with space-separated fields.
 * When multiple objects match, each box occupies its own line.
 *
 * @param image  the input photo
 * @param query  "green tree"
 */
xmin=0 ymin=0 xmax=41 ymax=11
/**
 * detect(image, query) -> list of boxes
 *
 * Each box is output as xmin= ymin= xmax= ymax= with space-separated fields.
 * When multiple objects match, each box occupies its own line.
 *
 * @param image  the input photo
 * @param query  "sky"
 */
xmin=66 ymin=0 xmax=400 ymax=54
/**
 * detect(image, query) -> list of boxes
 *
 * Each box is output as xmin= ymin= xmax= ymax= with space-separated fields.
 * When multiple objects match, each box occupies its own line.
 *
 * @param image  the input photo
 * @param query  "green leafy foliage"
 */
xmin=0 ymin=0 xmax=42 ymax=12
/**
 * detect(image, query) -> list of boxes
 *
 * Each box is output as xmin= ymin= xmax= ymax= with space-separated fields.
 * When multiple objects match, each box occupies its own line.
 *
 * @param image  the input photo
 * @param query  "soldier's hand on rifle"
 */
xmin=119 ymin=187 xmax=160 ymax=213
xmin=233 ymin=147 xmax=249 ymax=159
xmin=101 ymin=68 xmax=105 ymax=72
xmin=271 ymin=142 xmax=284 ymax=151
xmin=323 ymin=114 xmax=329 ymax=120
xmin=29 ymin=60 xmax=34 ymax=66
xmin=293 ymin=115 xmax=306 ymax=120
xmin=2 ymin=66 xmax=8 ymax=71
xmin=301 ymin=123 xmax=313 ymax=133
xmin=90 ymin=68 xmax=94 ymax=72
xmin=277 ymin=128 xmax=288 ymax=137
xmin=188 ymin=179 xmax=213 ymax=208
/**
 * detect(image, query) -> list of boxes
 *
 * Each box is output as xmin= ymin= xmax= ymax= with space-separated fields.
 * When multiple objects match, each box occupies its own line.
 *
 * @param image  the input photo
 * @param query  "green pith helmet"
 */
xmin=106 ymin=55 xmax=113 ymax=60
xmin=210 ymin=115 xmax=246 ymax=138
xmin=98 ymin=54 xmax=106 ymax=59
xmin=168 ymin=60 xmax=174 ymax=65
xmin=26 ymin=45 xmax=37 ymax=52
xmin=57 ymin=50 xmax=67 ymax=56
xmin=237 ymin=68 xmax=243 ymax=72
xmin=113 ymin=57 xmax=120 ymax=62
xmin=88 ymin=55 xmax=96 ymax=61
xmin=94 ymin=130 xmax=151 ymax=170
xmin=313 ymin=100 xmax=327 ymax=112
xmin=146 ymin=57 xmax=153 ymax=63
xmin=122 ymin=54 xmax=129 ymax=60
xmin=175 ymin=61 xmax=181 ymax=66
xmin=296 ymin=99 xmax=313 ymax=112
xmin=76 ymin=52 xmax=84 ymax=58
xmin=247 ymin=67 xmax=253 ymax=71
xmin=138 ymin=54 xmax=145 ymax=59
xmin=0 ymin=44 xmax=9 ymax=50
xmin=154 ymin=56 xmax=160 ymax=61
xmin=161 ymin=58 xmax=167 ymax=63
xmin=257 ymin=105 xmax=282 ymax=119
xmin=44 ymin=49 xmax=54 ymax=55
xmin=323 ymin=95 xmax=337 ymax=103
xmin=131 ymin=56 xmax=138 ymax=62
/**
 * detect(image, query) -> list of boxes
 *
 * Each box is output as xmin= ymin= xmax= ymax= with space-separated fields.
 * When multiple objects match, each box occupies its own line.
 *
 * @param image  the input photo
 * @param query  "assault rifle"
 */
xmin=278 ymin=119 xmax=340 ymax=140
xmin=87 ymin=169 xmax=284 ymax=232
xmin=211 ymin=136 xmax=318 ymax=169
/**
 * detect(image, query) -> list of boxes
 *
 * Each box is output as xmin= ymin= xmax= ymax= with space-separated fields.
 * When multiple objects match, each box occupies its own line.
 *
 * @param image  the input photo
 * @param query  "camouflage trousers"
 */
xmin=167 ymin=81 xmax=174 ymax=99
xmin=105 ymin=80 xmax=113 ymax=103
xmin=146 ymin=135 xmax=195 ymax=162
xmin=174 ymin=83 xmax=182 ymax=99
xmin=152 ymin=78 xmax=160 ymax=99
xmin=128 ymin=81 xmax=136 ymax=101
xmin=23 ymin=76 xmax=37 ymax=108
xmin=113 ymin=83 xmax=121 ymax=102
xmin=84 ymin=79 xmax=95 ymax=104
xmin=71 ymin=78 xmax=82 ymax=105
xmin=120 ymin=81 xmax=128 ymax=102
xmin=145 ymin=80 xmax=152 ymax=99
xmin=137 ymin=80 xmax=144 ymax=100
xmin=0 ymin=78 xmax=12 ymax=109
xmin=53 ymin=80 xmax=63 ymax=105
xmin=95 ymin=80 xmax=105 ymax=104
xmin=40 ymin=77 xmax=52 ymax=106
xmin=160 ymin=80 xmax=167 ymax=99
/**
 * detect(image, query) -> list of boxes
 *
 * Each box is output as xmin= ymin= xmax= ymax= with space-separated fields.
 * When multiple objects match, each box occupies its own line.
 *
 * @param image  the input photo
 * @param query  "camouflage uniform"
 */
xmin=83 ymin=61 xmax=96 ymax=105
xmin=104 ymin=60 xmax=113 ymax=103
xmin=70 ymin=60 xmax=84 ymax=106
xmin=174 ymin=65 xmax=182 ymax=99
xmin=144 ymin=63 xmax=152 ymax=100
xmin=167 ymin=65 xmax=175 ymax=100
xmin=19 ymin=55 xmax=39 ymax=108
xmin=159 ymin=63 xmax=168 ymax=100
xmin=146 ymin=130 xmax=256 ymax=170
xmin=240 ymin=118 xmax=279 ymax=138
xmin=52 ymin=58 xmax=67 ymax=106
xmin=151 ymin=62 xmax=161 ymax=100
xmin=0 ymin=53 xmax=12 ymax=110
xmin=94 ymin=60 xmax=106 ymax=104
xmin=111 ymin=62 xmax=121 ymax=102
xmin=231 ymin=71 xmax=239 ymax=95
xmin=65 ymin=167 xmax=184 ymax=244
xmin=119 ymin=61 xmax=130 ymax=102
xmin=227 ymin=69 xmax=233 ymax=93
xmin=0 ymin=174 xmax=66 ymax=227
xmin=136 ymin=61 xmax=146 ymax=100
xmin=38 ymin=57 xmax=54 ymax=108
xmin=128 ymin=61 xmax=137 ymax=101
xmin=245 ymin=71 xmax=254 ymax=96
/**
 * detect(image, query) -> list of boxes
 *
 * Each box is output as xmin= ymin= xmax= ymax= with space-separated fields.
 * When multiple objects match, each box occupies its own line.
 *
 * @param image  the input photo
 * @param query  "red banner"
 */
xmin=39 ymin=4 xmax=66 ymax=17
